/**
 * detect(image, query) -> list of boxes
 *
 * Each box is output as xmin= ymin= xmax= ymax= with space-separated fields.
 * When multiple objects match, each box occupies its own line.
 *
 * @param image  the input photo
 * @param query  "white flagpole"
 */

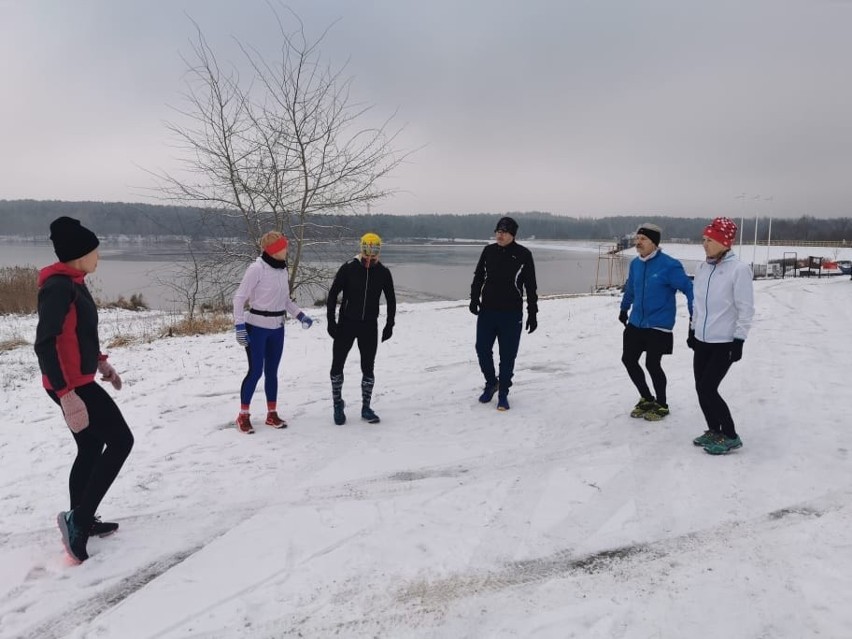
xmin=752 ymin=215 xmax=759 ymax=275
xmin=767 ymin=217 xmax=773 ymax=274
xmin=764 ymin=196 xmax=774 ymax=274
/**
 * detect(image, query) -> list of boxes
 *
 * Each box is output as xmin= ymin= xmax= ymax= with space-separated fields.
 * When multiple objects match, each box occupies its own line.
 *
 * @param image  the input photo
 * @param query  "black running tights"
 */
xmin=49 ymin=382 xmax=134 ymax=528
xmin=622 ymin=348 xmax=667 ymax=406
xmin=692 ymin=341 xmax=737 ymax=438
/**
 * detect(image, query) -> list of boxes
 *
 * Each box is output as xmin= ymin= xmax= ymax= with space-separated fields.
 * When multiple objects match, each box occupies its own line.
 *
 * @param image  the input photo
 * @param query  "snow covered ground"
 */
xmin=1 ymin=269 xmax=851 ymax=638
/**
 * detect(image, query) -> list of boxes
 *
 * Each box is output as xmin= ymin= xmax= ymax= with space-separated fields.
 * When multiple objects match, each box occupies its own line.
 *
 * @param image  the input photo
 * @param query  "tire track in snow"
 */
xmin=17 ymin=543 xmax=208 ymax=639
xmin=396 ymin=491 xmax=845 ymax=611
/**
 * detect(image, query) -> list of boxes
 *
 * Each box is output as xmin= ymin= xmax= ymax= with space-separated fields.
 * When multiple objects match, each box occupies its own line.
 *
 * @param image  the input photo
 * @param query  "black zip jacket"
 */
xmin=470 ymin=241 xmax=538 ymax=314
xmin=327 ymin=258 xmax=396 ymax=325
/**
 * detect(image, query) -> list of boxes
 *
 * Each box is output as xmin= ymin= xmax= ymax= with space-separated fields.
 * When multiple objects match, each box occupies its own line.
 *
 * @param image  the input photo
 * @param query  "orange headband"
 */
xmin=264 ymin=236 xmax=288 ymax=255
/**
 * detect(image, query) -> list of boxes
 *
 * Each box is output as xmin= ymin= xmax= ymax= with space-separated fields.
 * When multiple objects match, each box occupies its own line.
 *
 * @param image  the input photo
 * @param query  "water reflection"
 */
xmin=1 ymin=240 xmax=633 ymax=309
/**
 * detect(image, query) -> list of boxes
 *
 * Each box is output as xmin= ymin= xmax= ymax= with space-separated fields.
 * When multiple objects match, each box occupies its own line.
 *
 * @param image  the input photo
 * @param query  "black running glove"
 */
xmin=730 ymin=338 xmax=744 ymax=362
xmin=469 ymin=300 xmax=480 ymax=316
xmin=619 ymin=309 xmax=628 ymax=326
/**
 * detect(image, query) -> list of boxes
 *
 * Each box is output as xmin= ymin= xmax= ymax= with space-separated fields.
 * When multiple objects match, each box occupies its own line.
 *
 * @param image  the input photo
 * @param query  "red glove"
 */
xmin=98 ymin=359 xmax=123 ymax=390
xmin=60 ymin=391 xmax=89 ymax=433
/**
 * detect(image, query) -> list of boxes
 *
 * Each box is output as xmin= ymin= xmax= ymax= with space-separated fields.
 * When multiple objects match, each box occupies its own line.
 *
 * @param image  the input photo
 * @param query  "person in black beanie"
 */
xmin=469 ymin=216 xmax=538 ymax=411
xmin=618 ymin=223 xmax=693 ymax=421
xmin=34 ymin=217 xmax=134 ymax=563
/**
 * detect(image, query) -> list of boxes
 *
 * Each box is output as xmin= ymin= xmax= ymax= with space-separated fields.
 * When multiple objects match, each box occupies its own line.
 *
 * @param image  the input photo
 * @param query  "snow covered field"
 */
xmin=1 ymin=271 xmax=851 ymax=638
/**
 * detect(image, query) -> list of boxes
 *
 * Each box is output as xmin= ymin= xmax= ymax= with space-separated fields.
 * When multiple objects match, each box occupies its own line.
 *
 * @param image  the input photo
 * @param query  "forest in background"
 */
xmin=2 ymin=199 xmax=852 ymax=244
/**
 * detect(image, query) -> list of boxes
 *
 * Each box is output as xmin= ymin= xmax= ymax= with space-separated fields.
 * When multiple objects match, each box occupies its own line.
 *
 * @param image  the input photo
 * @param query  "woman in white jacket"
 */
xmin=232 ymin=231 xmax=314 ymax=434
xmin=688 ymin=217 xmax=754 ymax=455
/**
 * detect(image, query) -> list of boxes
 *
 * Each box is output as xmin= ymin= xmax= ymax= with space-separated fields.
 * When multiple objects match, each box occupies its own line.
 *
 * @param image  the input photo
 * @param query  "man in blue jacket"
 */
xmin=619 ymin=223 xmax=693 ymax=421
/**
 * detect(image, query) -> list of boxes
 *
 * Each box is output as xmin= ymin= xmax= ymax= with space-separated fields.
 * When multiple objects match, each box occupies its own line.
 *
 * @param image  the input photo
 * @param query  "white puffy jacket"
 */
xmin=692 ymin=251 xmax=754 ymax=343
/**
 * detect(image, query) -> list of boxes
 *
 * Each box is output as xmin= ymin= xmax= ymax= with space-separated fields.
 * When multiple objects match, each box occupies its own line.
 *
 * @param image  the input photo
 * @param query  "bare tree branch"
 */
xmin=146 ymin=5 xmax=411 ymax=308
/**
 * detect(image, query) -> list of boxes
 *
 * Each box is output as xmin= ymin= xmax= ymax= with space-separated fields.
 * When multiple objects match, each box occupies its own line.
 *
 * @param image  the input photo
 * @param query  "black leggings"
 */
xmin=49 ymin=383 xmax=134 ymax=528
xmin=621 ymin=325 xmax=672 ymax=406
xmin=330 ymin=318 xmax=378 ymax=378
xmin=692 ymin=340 xmax=737 ymax=438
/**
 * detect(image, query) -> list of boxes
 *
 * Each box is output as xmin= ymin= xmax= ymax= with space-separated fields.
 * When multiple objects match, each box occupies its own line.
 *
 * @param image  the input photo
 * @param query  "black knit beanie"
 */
xmin=49 ymin=216 xmax=100 ymax=262
xmin=636 ymin=223 xmax=662 ymax=246
xmin=494 ymin=216 xmax=519 ymax=236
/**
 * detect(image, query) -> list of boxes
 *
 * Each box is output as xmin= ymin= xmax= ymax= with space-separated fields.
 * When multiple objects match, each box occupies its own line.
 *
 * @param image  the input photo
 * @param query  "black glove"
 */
xmin=327 ymin=321 xmax=337 ymax=339
xmin=686 ymin=328 xmax=696 ymax=350
xmin=618 ymin=309 xmax=628 ymax=326
xmin=381 ymin=324 xmax=393 ymax=342
xmin=730 ymin=338 xmax=744 ymax=362
xmin=525 ymin=313 xmax=537 ymax=334
xmin=469 ymin=300 xmax=480 ymax=316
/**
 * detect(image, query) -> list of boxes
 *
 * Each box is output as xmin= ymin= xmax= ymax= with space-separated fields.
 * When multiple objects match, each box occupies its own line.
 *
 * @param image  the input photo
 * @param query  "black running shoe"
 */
xmin=91 ymin=515 xmax=119 ymax=537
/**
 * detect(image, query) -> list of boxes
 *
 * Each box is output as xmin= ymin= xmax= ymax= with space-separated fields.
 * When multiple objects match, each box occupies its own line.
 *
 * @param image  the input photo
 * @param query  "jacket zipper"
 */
xmin=701 ymin=262 xmax=717 ymax=339
xmin=361 ymin=267 xmax=370 ymax=320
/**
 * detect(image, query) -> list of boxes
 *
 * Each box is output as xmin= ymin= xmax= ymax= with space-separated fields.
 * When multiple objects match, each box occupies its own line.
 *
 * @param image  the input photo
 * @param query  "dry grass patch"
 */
xmin=104 ymin=334 xmax=136 ymax=349
xmin=164 ymin=313 xmax=232 ymax=338
xmin=0 ymin=337 xmax=28 ymax=352
xmin=0 ymin=266 xmax=38 ymax=315
xmin=99 ymin=293 xmax=149 ymax=311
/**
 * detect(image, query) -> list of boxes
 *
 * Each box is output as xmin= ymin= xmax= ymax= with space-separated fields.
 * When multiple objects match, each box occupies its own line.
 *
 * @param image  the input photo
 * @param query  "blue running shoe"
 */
xmin=478 ymin=381 xmax=499 ymax=403
xmin=497 ymin=395 xmax=510 ymax=411
xmin=57 ymin=510 xmax=89 ymax=563
xmin=704 ymin=435 xmax=743 ymax=455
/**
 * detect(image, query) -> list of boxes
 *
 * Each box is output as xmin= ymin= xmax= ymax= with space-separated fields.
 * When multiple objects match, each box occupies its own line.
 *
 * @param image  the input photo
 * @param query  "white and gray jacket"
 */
xmin=232 ymin=257 xmax=304 ymax=330
xmin=692 ymin=251 xmax=754 ymax=343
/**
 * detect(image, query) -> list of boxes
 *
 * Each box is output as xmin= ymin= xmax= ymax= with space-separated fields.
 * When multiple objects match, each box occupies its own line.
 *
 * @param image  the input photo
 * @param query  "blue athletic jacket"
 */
xmin=620 ymin=250 xmax=694 ymax=331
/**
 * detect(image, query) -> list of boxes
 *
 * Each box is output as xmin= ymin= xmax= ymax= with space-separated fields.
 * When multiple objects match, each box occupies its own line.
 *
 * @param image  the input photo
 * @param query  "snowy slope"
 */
xmin=1 ymin=275 xmax=851 ymax=638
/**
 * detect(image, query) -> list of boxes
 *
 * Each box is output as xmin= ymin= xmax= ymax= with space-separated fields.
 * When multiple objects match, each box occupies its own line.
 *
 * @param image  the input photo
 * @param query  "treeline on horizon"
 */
xmin=2 ymin=199 xmax=852 ymax=243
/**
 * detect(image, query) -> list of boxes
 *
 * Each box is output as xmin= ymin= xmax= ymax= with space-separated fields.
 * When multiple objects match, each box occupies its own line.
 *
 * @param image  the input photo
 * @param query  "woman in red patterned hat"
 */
xmin=688 ymin=217 xmax=754 ymax=454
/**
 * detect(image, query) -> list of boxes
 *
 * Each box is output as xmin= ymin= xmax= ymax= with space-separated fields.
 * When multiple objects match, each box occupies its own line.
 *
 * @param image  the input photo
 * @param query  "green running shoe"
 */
xmin=630 ymin=399 xmax=656 ymax=418
xmin=643 ymin=403 xmax=670 ymax=421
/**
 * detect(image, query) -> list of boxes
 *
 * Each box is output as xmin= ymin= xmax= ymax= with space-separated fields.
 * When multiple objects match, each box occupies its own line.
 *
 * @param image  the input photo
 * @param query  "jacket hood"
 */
xmin=38 ymin=262 xmax=86 ymax=287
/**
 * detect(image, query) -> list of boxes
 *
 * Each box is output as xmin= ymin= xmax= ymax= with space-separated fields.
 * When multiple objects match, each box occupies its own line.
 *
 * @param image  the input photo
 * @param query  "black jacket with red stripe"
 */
xmin=34 ymin=263 xmax=101 ymax=396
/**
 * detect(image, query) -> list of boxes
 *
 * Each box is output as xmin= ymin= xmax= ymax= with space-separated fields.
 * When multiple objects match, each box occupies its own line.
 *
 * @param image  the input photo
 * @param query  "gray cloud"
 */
xmin=1 ymin=0 xmax=850 ymax=218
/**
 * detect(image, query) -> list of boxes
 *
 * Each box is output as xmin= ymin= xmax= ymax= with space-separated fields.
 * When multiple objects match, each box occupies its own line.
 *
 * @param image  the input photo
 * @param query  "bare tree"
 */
xmin=153 ymin=5 xmax=408 ymax=304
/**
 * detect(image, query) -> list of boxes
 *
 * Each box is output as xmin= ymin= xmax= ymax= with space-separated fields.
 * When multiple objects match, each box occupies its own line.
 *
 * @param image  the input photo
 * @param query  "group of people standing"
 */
xmin=34 ymin=213 xmax=752 ymax=563
xmin=618 ymin=217 xmax=754 ymax=455
xmin=231 ymin=230 xmax=396 ymax=433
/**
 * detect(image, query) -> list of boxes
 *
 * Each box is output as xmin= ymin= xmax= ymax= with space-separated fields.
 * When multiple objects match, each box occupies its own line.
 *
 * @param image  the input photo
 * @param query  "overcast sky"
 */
xmin=1 ymin=0 xmax=850 ymax=219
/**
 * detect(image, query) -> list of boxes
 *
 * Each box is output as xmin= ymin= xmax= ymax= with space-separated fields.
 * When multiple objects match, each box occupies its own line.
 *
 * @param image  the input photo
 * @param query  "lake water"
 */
xmin=0 ymin=240 xmax=630 ymax=310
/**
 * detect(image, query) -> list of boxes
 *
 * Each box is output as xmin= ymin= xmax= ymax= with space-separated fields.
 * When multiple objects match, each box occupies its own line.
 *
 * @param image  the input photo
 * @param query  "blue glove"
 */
xmin=296 ymin=312 xmax=313 ymax=329
xmin=235 ymin=323 xmax=250 ymax=346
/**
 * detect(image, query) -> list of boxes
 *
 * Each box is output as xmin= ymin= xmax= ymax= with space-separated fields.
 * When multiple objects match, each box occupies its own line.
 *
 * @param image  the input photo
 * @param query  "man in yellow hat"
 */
xmin=326 ymin=232 xmax=396 ymax=425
